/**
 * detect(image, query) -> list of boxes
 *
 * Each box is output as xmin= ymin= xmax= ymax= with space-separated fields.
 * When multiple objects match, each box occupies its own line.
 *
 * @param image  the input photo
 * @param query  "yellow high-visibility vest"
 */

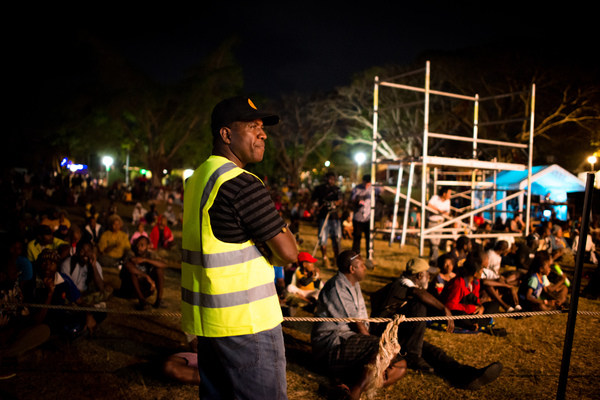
xmin=181 ymin=155 xmax=282 ymax=337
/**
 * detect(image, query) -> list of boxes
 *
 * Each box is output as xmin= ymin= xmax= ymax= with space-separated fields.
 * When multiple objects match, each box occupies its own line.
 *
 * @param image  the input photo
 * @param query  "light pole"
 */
xmin=588 ymin=155 xmax=597 ymax=172
xmin=354 ymin=152 xmax=366 ymax=183
xmin=102 ymin=156 xmax=114 ymax=187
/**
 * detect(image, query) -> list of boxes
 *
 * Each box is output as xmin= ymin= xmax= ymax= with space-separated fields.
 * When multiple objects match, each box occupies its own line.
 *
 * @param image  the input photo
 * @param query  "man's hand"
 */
xmin=43 ymin=277 xmax=56 ymax=294
xmin=475 ymin=305 xmax=485 ymax=315
xmin=145 ymin=275 xmax=156 ymax=291
xmin=131 ymin=256 xmax=146 ymax=265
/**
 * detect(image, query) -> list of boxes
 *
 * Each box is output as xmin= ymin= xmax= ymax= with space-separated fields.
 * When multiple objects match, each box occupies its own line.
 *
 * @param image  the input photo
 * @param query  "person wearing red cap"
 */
xmin=181 ymin=96 xmax=298 ymax=400
xmin=287 ymin=252 xmax=323 ymax=304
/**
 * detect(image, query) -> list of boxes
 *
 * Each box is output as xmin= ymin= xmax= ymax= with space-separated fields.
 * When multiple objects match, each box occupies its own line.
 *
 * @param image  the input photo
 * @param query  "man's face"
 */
xmin=41 ymin=233 xmax=54 ymax=245
xmin=111 ymin=219 xmax=122 ymax=232
xmin=326 ymin=175 xmax=336 ymax=186
xmin=417 ymin=271 xmax=430 ymax=289
xmin=136 ymin=238 xmax=149 ymax=256
xmin=41 ymin=260 xmax=57 ymax=279
xmin=78 ymin=243 xmax=93 ymax=264
xmin=227 ymin=119 xmax=267 ymax=166
xmin=351 ymin=256 xmax=367 ymax=282
xmin=442 ymin=190 xmax=452 ymax=201
xmin=304 ymin=262 xmax=315 ymax=274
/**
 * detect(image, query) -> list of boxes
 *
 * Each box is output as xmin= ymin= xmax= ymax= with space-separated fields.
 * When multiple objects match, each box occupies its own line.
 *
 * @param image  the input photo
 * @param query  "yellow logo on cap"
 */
xmin=248 ymin=99 xmax=257 ymax=109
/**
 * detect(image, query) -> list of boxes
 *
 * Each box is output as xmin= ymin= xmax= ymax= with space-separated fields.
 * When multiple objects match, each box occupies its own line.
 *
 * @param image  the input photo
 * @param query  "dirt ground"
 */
xmin=2 ymin=199 xmax=599 ymax=400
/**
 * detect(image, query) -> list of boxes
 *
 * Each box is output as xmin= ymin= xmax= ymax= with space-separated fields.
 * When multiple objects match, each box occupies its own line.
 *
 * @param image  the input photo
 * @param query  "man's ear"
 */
xmin=219 ymin=126 xmax=232 ymax=144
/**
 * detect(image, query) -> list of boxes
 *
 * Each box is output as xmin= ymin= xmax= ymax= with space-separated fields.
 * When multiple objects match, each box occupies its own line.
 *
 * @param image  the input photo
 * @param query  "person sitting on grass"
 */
xmin=27 ymin=225 xmax=68 ymax=263
xmin=120 ymin=236 xmax=167 ymax=310
xmin=481 ymin=243 xmax=522 ymax=313
xmin=149 ymin=215 xmax=174 ymax=251
xmin=23 ymin=249 xmax=105 ymax=339
xmin=430 ymin=253 xmax=455 ymax=297
xmin=82 ymin=215 xmax=103 ymax=246
xmin=311 ymin=250 xmax=407 ymax=400
xmin=162 ymin=333 xmax=201 ymax=385
xmin=448 ymin=235 xmax=472 ymax=268
xmin=286 ymin=251 xmax=323 ymax=309
xmin=370 ymin=257 xmax=504 ymax=389
xmin=97 ymin=214 xmax=131 ymax=268
xmin=518 ymin=251 xmax=569 ymax=311
xmin=130 ymin=221 xmax=149 ymax=245
xmin=439 ymin=251 xmax=500 ymax=332
xmin=60 ymin=241 xmax=112 ymax=306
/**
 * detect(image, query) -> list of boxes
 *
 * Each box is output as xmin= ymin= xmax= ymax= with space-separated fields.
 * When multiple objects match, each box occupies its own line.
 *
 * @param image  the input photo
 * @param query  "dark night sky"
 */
xmin=9 ymin=2 xmax=597 ymax=101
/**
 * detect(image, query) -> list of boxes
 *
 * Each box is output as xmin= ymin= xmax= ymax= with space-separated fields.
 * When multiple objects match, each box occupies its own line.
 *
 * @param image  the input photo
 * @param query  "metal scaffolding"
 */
xmin=369 ymin=61 xmax=536 ymax=258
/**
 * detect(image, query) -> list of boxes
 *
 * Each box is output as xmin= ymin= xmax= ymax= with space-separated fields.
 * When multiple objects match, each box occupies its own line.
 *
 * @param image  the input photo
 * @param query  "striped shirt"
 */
xmin=209 ymin=172 xmax=285 ymax=244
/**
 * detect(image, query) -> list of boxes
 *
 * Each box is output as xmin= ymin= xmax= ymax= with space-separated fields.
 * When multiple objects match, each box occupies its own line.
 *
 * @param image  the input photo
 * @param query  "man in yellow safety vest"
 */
xmin=181 ymin=96 xmax=298 ymax=399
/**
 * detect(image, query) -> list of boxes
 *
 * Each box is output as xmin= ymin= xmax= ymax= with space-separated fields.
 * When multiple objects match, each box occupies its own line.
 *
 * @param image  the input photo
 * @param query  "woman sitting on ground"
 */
xmin=518 ymin=251 xmax=568 ymax=311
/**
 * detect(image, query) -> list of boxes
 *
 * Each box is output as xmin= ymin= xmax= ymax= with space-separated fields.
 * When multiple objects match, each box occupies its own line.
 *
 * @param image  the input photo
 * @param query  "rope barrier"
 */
xmin=4 ymin=300 xmax=600 ymax=321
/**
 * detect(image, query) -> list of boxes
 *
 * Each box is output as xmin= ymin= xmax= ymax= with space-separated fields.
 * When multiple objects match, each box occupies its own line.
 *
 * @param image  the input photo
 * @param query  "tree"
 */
xmin=49 ymin=35 xmax=244 ymax=187
xmin=105 ymin=38 xmax=243 ymax=186
xmin=266 ymin=93 xmax=339 ymax=188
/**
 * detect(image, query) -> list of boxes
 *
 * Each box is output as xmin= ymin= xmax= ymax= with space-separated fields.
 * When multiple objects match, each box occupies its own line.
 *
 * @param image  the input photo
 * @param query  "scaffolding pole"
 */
xmin=371 ymin=62 xmax=535 ymax=259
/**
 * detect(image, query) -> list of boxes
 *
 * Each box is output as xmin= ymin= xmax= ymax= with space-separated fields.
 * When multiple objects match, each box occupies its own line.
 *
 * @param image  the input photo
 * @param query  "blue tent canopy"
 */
xmin=492 ymin=165 xmax=585 ymax=202
xmin=484 ymin=165 xmax=585 ymax=221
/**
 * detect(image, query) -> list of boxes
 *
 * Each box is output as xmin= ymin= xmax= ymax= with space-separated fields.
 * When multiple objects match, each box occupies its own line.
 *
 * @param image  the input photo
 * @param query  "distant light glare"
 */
xmin=102 ymin=156 xmax=114 ymax=168
xmin=68 ymin=164 xmax=85 ymax=172
xmin=324 ymin=161 xmax=330 ymax=167
xmin=354 ymin=152 xmax=366 ymax=165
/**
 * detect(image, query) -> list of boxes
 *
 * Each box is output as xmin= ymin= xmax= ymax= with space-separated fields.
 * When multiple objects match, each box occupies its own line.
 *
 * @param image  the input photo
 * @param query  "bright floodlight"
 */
xmin=324 ymin=160 xmax=330 ymax=167
xmin=354 ymin=152 xmax=366 ymax=165
xmin=102 ymin=156 xmax=114 ymax=168
xmin=589 ymin=155 xmax=597 ymax=172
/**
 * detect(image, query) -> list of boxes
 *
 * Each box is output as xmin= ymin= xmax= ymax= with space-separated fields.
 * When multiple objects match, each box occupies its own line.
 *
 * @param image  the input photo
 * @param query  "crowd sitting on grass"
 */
xmin=2 ymin=169 xmax=600 ymax=395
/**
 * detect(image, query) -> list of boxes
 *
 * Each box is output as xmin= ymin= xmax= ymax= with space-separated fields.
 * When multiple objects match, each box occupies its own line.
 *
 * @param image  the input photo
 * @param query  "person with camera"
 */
xmin=311 ymin=172 xmax=342 ymax=268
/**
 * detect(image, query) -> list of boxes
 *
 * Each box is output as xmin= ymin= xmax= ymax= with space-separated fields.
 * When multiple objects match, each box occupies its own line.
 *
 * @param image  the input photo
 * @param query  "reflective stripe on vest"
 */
xmin=180 ymin=155 xmax=282 ymax=337
xmin=181 ymin=281 xmax=277 ymax=308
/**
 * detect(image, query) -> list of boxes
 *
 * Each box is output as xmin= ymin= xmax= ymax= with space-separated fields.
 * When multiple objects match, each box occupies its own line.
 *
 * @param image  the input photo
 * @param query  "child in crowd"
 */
xmin=341 ymin=211 xmax=353 ymax=240
xmin=286 ymin=252 xmax=323 ymax=306
xmin=150 ymin=215 xmax=174 ymax=250
xmin=60 ymin=242 xmax=111 ymax=305
xmin=120 ymin=236 xmax=167 ymax=310
xmin=440 ymin=252 xmax=500 ymax=331
xmin=518 ymin=251 xmax=569 ymax=311
xmin=431 ymin=253 xmax=455 ymax=296
xmin=82 ymin=215 xmax=103 ymax=245
xmin=23 ymin=249 xmax=104 ymax=338
xmin=130 ymin=221 xmax=149 ymax=245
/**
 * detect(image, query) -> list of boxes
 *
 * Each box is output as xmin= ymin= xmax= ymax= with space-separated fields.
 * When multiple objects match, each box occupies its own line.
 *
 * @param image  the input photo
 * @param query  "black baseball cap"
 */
xmin=211 ymin=96 xmax=280 ymax=134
